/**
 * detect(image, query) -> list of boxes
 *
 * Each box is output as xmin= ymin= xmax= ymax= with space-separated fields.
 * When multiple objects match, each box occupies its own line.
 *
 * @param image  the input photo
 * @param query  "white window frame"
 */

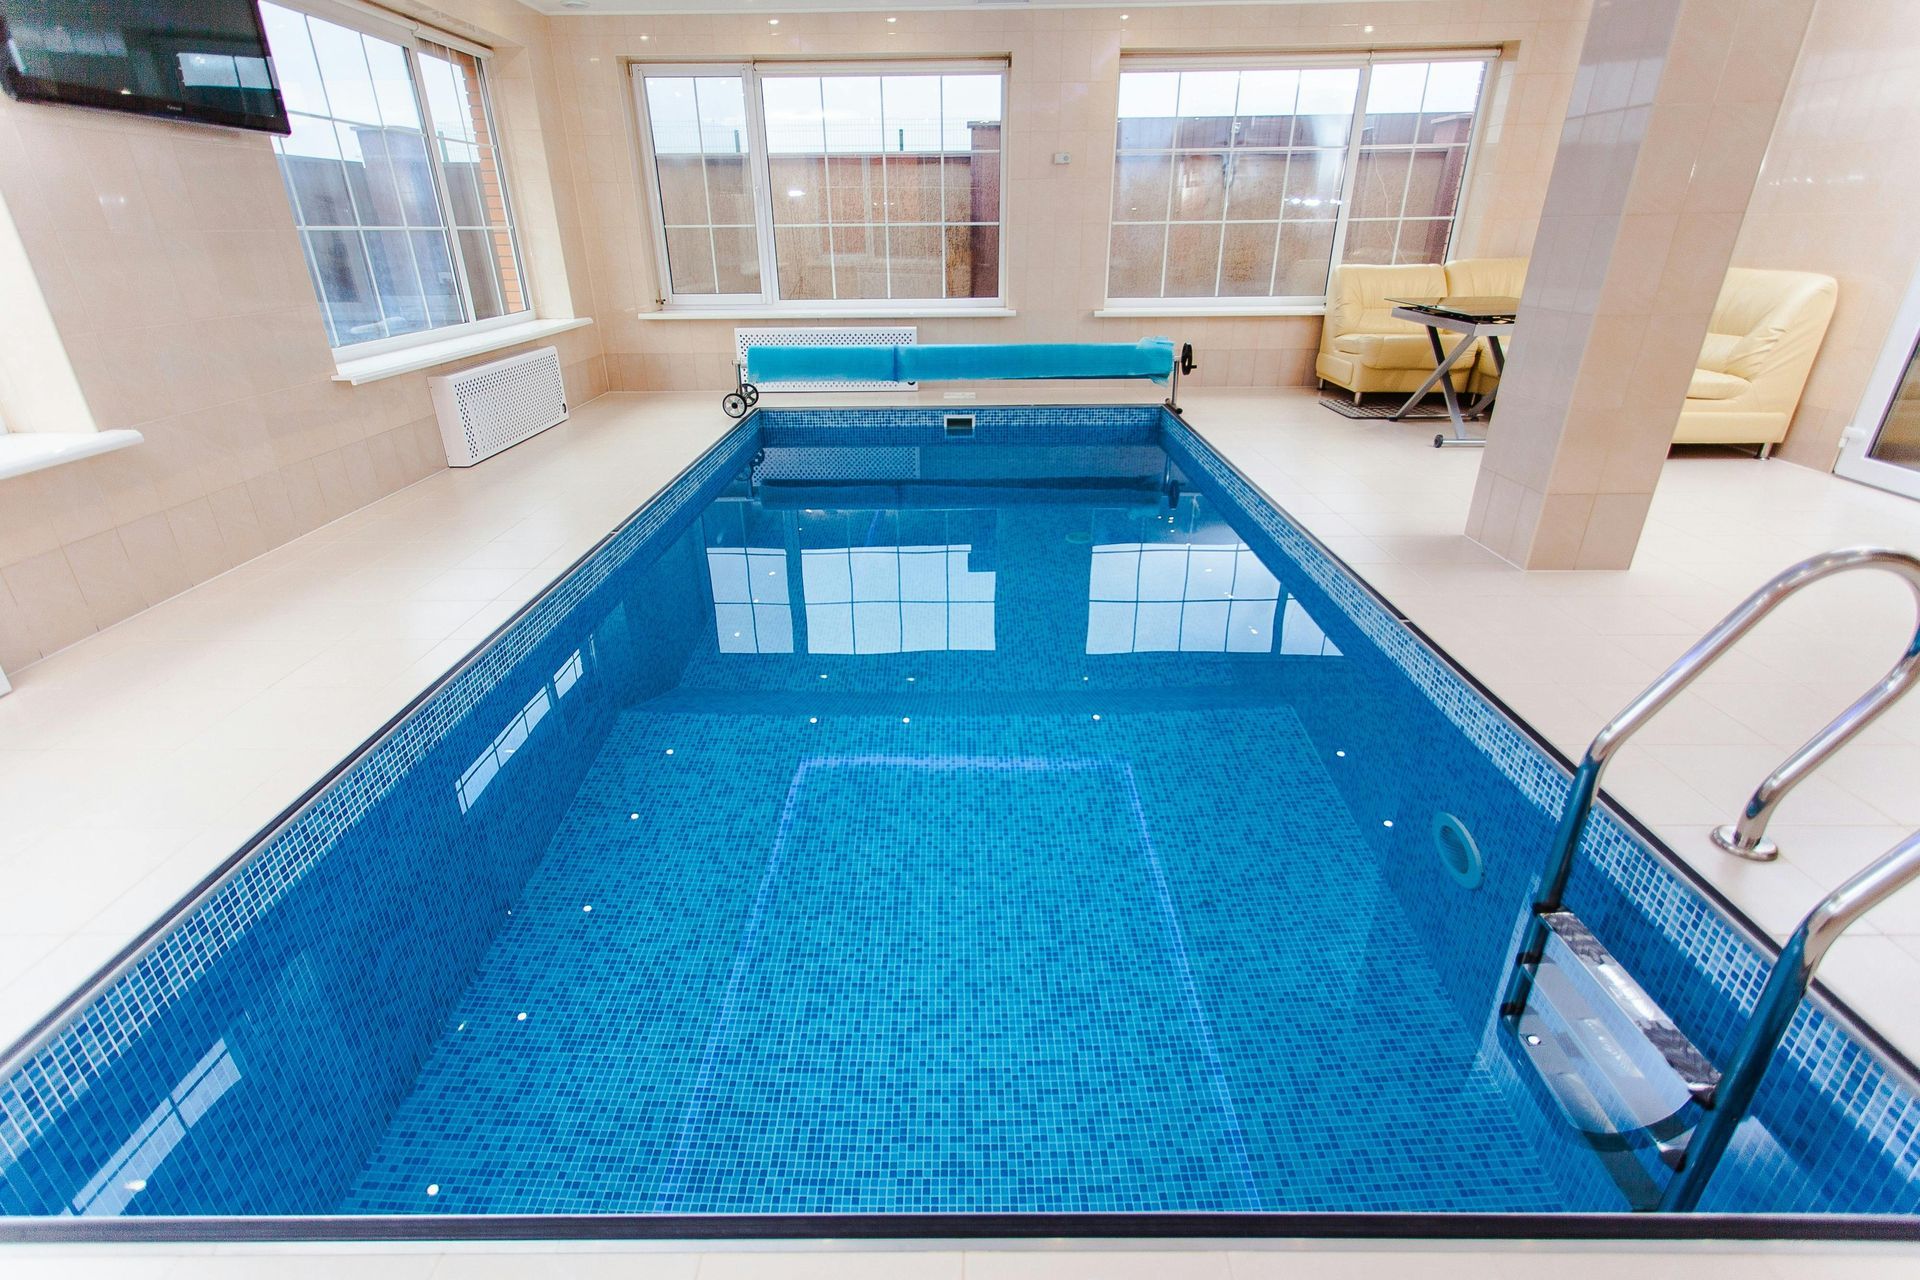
xmin=1103 ymin=49 xmax=1497 ymax=314
xmin=266 ymin=0 xmax=533 ymax=356
xmin=631 ymin=59 xmax=1010 ymax=314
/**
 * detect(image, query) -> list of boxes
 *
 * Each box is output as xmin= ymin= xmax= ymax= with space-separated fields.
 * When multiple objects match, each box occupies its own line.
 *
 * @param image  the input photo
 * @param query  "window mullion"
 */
xmin=815 ymin=78 xmax=841 ymax=302
xmin=1324 ymin=63 xmax=1372 ymax=287
xmin=743 ymin=68 xmax=779 ymax=304
xmin=412 ymin=45 xmax=478 ymax=324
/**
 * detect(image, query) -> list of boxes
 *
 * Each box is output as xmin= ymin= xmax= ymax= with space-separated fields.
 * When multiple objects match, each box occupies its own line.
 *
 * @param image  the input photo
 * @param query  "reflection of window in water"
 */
xmin=706 ymin=547 xmax=795 ymax=653
xmin=1087 ymin=541 xmax=1339 ymax=655
xmin=801 ymin=545 xmax=995 ymax=653
xmin=70 ymin=1039 xmax=241 ymax=1217
xmin=456 ymin=647 xmax=589 ymax=812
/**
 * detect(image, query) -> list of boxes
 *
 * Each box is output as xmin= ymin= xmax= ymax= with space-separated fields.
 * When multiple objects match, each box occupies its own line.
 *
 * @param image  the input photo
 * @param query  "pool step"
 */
xmin=1508 ymin=910 xmax=1720 ymax=1204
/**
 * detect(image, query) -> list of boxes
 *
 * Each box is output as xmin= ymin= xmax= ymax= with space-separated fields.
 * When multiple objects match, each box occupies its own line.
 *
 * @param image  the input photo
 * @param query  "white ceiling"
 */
xmin=519 ymin=0 xmax=1399 ymax=17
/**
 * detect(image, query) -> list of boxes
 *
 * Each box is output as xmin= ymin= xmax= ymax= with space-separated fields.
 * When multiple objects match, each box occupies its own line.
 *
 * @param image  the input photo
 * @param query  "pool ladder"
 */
xmin=1500 ymin=546 xmax=1920 ymax=1211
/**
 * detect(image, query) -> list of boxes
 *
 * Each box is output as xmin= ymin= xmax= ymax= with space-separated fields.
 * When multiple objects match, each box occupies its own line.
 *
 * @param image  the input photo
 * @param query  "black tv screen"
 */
xmin=0 ymin=0 xmax=288 ymax=133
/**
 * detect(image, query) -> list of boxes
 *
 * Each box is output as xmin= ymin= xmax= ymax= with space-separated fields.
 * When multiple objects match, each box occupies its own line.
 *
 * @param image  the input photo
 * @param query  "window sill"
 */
xmin=0 ymin=429 xmax=143 ymax=483
xmin=1094 ymin=305 xmax=1327 ymax=319
xmin=331 ymin=317 xmax=594 ymax=386
xmin=637 ymin=307 xmax=1015 ymax=321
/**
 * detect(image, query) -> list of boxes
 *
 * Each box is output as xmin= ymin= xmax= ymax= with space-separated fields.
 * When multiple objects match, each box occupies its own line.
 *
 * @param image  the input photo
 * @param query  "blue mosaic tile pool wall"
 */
xmin=0 ymin=429 xmax=751 ymax=1217
xmin=1159 ymin=411 xmax=1920 ymax=1214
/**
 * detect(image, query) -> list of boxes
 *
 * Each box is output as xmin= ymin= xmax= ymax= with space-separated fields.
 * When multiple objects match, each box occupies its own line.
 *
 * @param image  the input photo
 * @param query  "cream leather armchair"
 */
xmin=1675 ymin=268 xmax=1837 ymax=454
xmin=1316 ymin=258 xmax=1529 ymax=399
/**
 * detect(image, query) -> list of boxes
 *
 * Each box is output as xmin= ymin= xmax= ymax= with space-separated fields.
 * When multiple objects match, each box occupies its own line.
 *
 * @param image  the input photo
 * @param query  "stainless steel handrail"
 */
xmin=1501 ymin=547 xmax=1920 ymax=1013
xmin=1661 ymin=827 xmax=1920 ymax=1210
xmin=1711 ymin=555 xmax=1920 ymax=859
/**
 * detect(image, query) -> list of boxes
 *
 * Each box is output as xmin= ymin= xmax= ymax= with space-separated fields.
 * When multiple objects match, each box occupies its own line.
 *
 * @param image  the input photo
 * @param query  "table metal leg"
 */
xmin=1390 ymin=333 xmax=1460 ymax=420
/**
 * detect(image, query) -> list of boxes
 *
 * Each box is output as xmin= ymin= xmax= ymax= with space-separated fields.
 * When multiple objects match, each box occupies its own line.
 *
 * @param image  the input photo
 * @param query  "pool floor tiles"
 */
xmin=345 ymin=699 xmax=1581 ymax=1215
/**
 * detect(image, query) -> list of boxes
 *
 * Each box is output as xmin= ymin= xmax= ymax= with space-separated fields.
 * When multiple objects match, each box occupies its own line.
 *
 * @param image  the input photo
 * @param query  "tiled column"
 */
xmin=1467 ymin=0 xmax=1816 ymax=569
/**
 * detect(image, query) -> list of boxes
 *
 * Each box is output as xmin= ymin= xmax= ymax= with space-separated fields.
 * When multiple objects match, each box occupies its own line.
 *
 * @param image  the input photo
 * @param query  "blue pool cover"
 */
xmin=0 ymin=406 xmax=1916 ymax=1231
xmin=745 ymin=338 xmax=1177 ymax=385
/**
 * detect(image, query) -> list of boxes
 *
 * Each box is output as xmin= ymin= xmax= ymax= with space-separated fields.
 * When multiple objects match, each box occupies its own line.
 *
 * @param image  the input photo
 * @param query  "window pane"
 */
xmin=1341 ymin=219 xmax=1395 ymax=264
xmin=265 ymin=3 xmax=528 ymax=344
xmin=774 ymin=224 xmax=834 ymax=299
xmin=713 ymin=226 xmax=763 ymax=294
xmin=1405 ymin=146 xmax=1469 ymax=220
xmin=1165 ymin=223 xmax=1223 ymax=296
xmin=643 ymin=73 xmax=763 ymax=298
xmin=1277 ymin=220 xmax=1337 ymax=294
xmin=656 ymin=156 xmax=708 ymax=224
xmin=1296 ymin=69 xmax=1360 ymax=145
xmin=822 ymin=76 xmax=883 ymax=152
xmin=458 ymin=228 xmax=512 ymax=319
xmin=413 ymin=231 xmax=463 ymax=326
xmin=1350 ymin=151 xmax=1410 ymax=219
xmin=888 ymin=225 xmax=942 ymax=297
xmin=947 ymin=224 xmax=998 ymax=299
xmin=882 ymin=75 xmax=942 ymax=152
xmin=1232 ymin=69 xmax=1299 ymax=147
xmin=1171 ymin=153 xmax=1227 ymax=221
xmin=704 ymin=155 xmax=754 ymax=224
xmin=1113 ymin=153 xmax=1171 ymax=221
xmin=306 ymin=229 xmax=381 ymax=342
xmin=831 ymin=224 xmax=888 ymax=298
xmin=1174 ymin=71 xmax=1238 ymax=148
xmin=1108 ymin=223 xmax=1166 ymax=298
xmin=942 ymin=74 xmax=1002 ymax=147
xmin=663 ymin=226 xmax=717 ymax=294
xmin=1116 ymin=71 xmax=1178 ymax=148
xmin=944 ymin=152 xmax=998 ymax=223
xmin=1285 ymin=149 xmax=1346 ymax=214
xmin=771 ymin=157 xmax=827 ymax=223
xmin=1220 ymin=223 xmax=1277 ymax=296
xmin=1394 ymin=219 xmax=1453 ymax=265
xmin=1224 ymin=153 xmax=1286 ymax=221
xmin=885 ymin=154 xmax=941 ymax=221
xmin=365 ymin=230 xmax=431 ymax=336
xmin=281 ymin=114 xmax=354 ymax=224
xmin=827 ymin=156 xmax=883 ymax=225
xmin=440 ymin=140 xmax=485 ymax=225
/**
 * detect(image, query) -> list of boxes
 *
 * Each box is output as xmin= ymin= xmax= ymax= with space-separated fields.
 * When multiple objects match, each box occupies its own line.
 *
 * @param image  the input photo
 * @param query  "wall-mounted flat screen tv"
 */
xmin=0 ymin=1 xmax=289 ymax=133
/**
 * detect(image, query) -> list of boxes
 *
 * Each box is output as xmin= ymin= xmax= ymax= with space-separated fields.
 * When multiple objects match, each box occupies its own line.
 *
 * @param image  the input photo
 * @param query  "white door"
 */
xmin=1836 ymin=266 xmax=1920 ymax=501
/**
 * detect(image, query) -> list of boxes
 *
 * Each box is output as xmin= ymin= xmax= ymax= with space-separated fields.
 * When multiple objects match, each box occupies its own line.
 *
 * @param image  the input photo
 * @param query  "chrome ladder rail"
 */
xmin=1661 ymin=827 xmax=1920 ymax=1210
xmin=1497 ymin=546 xmax=1920 ymax=1208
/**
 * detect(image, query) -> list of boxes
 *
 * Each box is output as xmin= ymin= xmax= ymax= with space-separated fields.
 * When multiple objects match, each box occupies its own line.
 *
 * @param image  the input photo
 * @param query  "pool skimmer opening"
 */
xmin=1432 ymin=812 xmax=1485 ymax=890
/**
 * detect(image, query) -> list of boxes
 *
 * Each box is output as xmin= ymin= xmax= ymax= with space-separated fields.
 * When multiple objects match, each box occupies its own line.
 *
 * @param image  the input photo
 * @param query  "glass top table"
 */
xmin=1384 ymin=295 xmax=1522 ymax=447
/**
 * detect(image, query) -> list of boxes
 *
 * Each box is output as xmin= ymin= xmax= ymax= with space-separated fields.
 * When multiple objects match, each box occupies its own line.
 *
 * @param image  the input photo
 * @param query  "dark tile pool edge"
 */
xmin=3 ymin=1210 xmax=1918 ymax=1244
xmin=0 ymin=418 xmax=758 ymax=1085
xmin=1158 ymin=405 xmax=1920 ymax=1100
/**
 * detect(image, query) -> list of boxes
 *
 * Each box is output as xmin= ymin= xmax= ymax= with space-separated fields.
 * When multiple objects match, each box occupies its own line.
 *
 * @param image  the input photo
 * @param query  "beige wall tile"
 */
xmin=0 ymin=0 xmax=607 ymax=667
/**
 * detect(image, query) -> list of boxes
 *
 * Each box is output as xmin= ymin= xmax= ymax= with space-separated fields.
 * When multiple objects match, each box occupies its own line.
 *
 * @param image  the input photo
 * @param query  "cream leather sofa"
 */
xmin=1316 ymin=258 xmax=1528 ymax=399
xmin=1674 ymin=267 xmax=1837 ymax=454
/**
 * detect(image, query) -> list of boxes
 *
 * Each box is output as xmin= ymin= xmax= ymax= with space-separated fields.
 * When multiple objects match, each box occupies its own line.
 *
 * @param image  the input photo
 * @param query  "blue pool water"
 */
xmin=2 ymin=407 xmax=1917 ymax=1227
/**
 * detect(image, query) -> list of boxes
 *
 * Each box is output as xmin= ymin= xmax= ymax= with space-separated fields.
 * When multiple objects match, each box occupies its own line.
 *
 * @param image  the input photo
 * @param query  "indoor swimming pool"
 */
xmin=1 ymin=406 xmax=1916 ymax=1236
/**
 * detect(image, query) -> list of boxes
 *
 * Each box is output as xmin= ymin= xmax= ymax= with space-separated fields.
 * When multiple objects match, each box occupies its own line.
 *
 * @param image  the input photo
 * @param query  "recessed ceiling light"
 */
xmin=1364 ymin=24 xmax=1375 ymax=33
xmin=640 ymin=34 xmax=650 ymax=40
xmin=768 ymin=17 xmax=779 ymax=24
xmin=887 ymin=15 xmax=898 ymax=21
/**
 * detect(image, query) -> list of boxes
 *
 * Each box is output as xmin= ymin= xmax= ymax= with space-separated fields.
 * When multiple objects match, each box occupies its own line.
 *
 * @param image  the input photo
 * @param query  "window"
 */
xmin=261 ymin=2 xmax=527 ymax=350
xmin=1107 ymin=56 xmax=1490 ymax=307
xmin=633 ymin=62 xmax=1006 ymax=309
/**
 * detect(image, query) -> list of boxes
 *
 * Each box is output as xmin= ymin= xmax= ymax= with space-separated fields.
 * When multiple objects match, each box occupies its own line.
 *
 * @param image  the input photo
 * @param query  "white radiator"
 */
xmin=736 ymin=326 xmax=917 ymax=392
xmin=429 ymin=345 xmax=568 ymax=467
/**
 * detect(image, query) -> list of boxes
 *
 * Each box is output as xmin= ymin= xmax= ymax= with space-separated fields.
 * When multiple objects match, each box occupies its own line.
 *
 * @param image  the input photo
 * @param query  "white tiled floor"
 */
xmin=1 ymin=388 xmax=1917 ymax=1272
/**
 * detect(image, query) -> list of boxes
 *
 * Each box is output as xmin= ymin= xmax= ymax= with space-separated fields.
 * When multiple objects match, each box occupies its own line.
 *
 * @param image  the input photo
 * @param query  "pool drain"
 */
xmin=1432 ymin=812 xmax=1484 ymax=889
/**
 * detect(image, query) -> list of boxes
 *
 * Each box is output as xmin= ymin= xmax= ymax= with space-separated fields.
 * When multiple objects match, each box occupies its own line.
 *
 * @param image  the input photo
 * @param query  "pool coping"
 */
xmin=2 ymin=403 xmax=1916 ymax=1244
